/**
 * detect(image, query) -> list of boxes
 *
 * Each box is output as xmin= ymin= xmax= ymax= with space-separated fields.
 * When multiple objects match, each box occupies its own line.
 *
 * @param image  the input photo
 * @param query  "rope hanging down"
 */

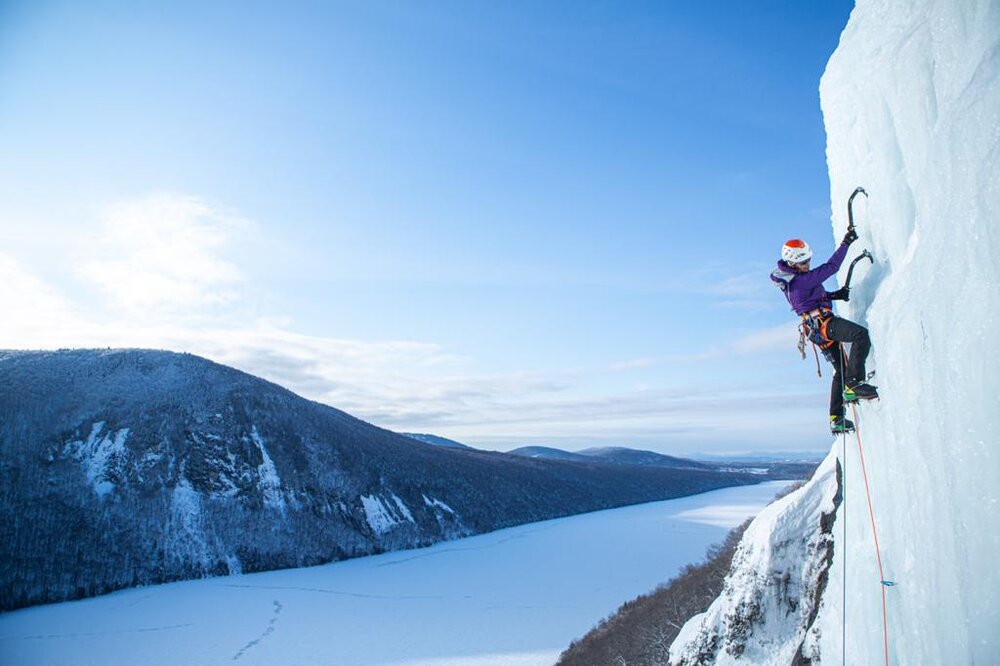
xmin=849 ymin=399 xmax=893 ymax=666
xmin=841 ymin=426 xmax=848 ymax=666
xmin=838 ymin=355 xmax=893 ymax=666
xmin=836 ymin=185 xmax=892 ymax=666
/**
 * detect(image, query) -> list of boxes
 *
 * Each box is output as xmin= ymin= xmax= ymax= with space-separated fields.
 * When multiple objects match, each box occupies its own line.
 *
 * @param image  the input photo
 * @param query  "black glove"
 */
xmin=828 ymin=287 xmax=850 ymax=301
xmin=842 ymin=227 xmax=858 ymax=245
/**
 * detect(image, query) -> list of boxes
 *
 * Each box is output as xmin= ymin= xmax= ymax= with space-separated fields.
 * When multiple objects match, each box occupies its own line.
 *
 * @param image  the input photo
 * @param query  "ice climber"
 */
xmin=771 ymin=229 xmax=878 ymax=434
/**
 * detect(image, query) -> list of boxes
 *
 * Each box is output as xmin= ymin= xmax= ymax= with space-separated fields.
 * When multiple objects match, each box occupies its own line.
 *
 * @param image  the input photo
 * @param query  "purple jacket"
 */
xmin=770 ymin=242 xmax=849 ymax=315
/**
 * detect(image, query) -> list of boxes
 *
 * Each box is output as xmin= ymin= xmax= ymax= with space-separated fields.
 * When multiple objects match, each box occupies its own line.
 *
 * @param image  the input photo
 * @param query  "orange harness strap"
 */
xmin=801 ymin=307 xmax=836 ymax=349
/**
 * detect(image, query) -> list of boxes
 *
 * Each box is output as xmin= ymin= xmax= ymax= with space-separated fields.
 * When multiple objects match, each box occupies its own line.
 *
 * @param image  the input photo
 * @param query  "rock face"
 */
xmin=669 ymin=454 xmax=841 ymax=665
xmin=0 ymin=349 xmax=762 ymax=611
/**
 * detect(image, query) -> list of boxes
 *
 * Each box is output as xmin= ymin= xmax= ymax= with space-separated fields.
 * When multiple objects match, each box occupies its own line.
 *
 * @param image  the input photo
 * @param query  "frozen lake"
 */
xmin=0 ymin=480 xmax=793 ymax=665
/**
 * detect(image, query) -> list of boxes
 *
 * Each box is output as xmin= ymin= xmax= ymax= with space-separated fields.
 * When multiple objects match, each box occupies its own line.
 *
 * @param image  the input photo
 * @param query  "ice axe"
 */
xmin=847 ymin=186 xmax=867 ymax=232
xmin=844 ymin=249 xmax=874 ymax=290
xmin=843 ymin=187 xmax=873 ymax=295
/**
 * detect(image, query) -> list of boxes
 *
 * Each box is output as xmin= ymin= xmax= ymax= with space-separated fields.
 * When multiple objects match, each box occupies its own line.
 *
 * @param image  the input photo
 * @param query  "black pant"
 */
xmin=824 ymin=316 xmax=871 ymax=417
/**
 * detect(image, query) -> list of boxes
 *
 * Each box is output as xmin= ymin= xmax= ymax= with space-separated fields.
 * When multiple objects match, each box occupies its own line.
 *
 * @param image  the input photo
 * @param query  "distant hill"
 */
xmin=507 ymin=444 xmax=817 ymax=479
xmin=401 ymin=433 xmax=474 ymax=450
xmin=506 ymin=446 xmax=592 ymax=462
xmin=0 ymin=349 xmax=780 ymax=611
xmin=577 ymin=447 xmax=710 ymax=469
xmin=508 ymin=445 xmax=706 ymax=469
xmin=690 ymin=451 xmax=826 ymax=463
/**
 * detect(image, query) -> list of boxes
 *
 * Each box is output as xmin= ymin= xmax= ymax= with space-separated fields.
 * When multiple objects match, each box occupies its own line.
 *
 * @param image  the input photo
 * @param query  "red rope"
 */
xmin=850 ymin=401 xmax=890 ymax=666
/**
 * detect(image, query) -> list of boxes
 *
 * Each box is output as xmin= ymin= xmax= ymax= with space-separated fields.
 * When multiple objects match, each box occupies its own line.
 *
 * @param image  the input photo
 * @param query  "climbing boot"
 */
xmin=843 ymin=383 xmax=879 ymax=403
xmin=830 ymin=415 xmax=855 ymax=434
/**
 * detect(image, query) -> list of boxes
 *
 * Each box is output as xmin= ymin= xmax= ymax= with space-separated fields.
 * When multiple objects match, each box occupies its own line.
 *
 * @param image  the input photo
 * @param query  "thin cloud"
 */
xmin=436 ymin=386 xmax=827 ymax=453
xmin=683 ymin=262 xmax=784 ymax=312
xmin=608 ymin=322 xmax=799 ymax=370
xmin=608 ymin=357 xmax=663 ymax=371
xmin=1 ymin=192 xmax=828 ymax=454
xmin=0 ymin=252 xmax=81 ymax=342
xmin=77 ymin=193 xmax=251 ymax=313
xmin=730 ymin=323 xmax=801 ymax=354
xmin=707 ymin=272 xmax=779 ymax=311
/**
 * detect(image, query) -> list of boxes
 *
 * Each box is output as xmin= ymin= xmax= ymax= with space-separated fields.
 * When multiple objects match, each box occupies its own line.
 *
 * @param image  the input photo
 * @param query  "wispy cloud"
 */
xmin=695 ymin=263 xmax=782 ymax=312
xmin=607 ymin=357 xmax=663 ymax=371
xmin=1 ymin=192 xmax=829 ymax=454
xmin=606 ymin=321 xmax=799 ymax=373
xmin=77 ymin=193 xmax=251 ymax=313
xmin=452 ymin=386 xmax=827 ymax=453
xmin=0 ymin=252 xmax=80 ymax=342
xmin=728 ymin=323 xmax=800 ymax=355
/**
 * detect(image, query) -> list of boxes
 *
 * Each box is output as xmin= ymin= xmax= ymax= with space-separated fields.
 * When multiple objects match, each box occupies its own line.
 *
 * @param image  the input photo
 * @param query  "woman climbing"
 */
xmin=770 ymin=230 xmax=879 ymax=433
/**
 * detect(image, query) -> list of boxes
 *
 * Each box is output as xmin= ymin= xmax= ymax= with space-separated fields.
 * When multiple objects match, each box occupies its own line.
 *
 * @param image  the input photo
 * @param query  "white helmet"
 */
xmin=781 ymin=239 xmax=812 ymax=264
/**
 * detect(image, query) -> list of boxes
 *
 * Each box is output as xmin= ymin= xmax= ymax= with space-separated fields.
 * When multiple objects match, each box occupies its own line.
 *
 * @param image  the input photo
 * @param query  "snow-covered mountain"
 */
xmin=0 ymin=348 xmax=769 ymax=611
xmin=669 ymin=1 xmax=1000 ymax=663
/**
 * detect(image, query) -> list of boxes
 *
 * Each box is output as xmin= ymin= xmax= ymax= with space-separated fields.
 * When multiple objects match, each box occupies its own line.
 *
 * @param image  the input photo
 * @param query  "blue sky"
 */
xmin=0 ymin=1 xmax=855 ymax=455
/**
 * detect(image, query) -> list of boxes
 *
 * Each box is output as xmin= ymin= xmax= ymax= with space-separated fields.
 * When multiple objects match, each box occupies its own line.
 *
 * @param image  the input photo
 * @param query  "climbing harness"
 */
xmin=801 ymin=307 xmax=836 ymax=349
xmin=808 ymin=250 xmax=874 ymax=376
xmin=798 ymin=307 xmax=836 ymax=376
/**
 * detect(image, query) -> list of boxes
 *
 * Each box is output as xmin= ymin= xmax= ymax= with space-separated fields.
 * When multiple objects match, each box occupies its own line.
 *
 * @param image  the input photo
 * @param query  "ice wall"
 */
xmin=671 ymin=0 xmax=1000 ymax=663
xmin=816 ymin=0 xmax=999 ymax=663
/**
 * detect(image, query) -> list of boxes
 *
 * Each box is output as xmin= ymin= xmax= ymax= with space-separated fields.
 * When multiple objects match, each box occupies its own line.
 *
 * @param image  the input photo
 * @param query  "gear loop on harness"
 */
xmin=801 ymin=306 xmax=836 ymax=352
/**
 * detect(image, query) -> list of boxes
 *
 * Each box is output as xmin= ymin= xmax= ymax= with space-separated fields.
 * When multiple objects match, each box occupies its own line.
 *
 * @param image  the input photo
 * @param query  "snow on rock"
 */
xmin=250 ymin=426 xmax=285 ymax=510
xmin=669 ymin=453 xmax=840 ymax=665
xmin=169 ymin=475 xmax=211 ymax=566
xmin=672 ymin=1 xmax=1000 ymax=663
xmin=391 ymin=493 xmax=414 ymax=522
xmin=63 ymin=421 xmax=131 ymax=497
xmin=423 ymin=494 xmax=456 ymax=514
xmin=361 ymin=494 xmax=416 ymax=535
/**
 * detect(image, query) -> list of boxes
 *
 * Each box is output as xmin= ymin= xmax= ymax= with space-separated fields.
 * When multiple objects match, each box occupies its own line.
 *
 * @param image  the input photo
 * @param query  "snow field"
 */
xmin=0 ymin=481 xmax=792 ymax=666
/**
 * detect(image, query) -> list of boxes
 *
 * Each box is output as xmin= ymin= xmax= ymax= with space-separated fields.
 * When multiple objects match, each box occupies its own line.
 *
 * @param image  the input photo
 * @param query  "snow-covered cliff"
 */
xmin=670 ymin=1 xmax=1000 ymax=663
xmin=1 ymin=349 xmax=777 ymax=611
